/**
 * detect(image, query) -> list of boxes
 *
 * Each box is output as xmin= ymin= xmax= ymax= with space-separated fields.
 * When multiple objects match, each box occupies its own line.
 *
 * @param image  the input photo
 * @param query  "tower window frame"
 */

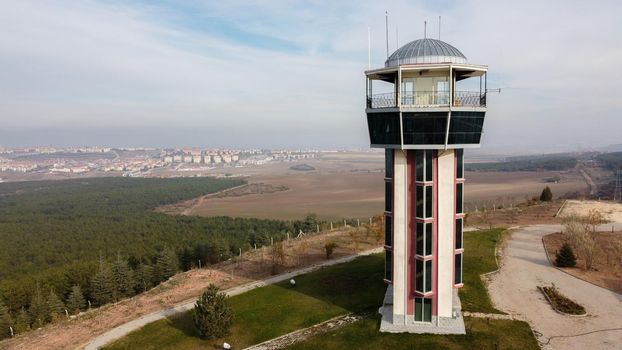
xmin=415 ymin=258 xmax=433 ymax=294
xmin=415 ymin=222 xmax=433 ymax=257
xmin=416 ymin=185 xmax=433 ymax=219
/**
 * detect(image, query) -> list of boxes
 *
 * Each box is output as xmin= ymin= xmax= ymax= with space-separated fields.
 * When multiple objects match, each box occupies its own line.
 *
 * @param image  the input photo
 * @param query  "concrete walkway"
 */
xmin=487 ymin=224 xmax=622 ymax=350
xmin=82 ymin=247 xmax=383 ymax=350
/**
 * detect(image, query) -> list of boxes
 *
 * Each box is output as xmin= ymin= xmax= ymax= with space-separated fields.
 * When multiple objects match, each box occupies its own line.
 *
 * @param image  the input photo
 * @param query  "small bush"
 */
xmin=555 ymin=243 xmax=577 ymax=267
xmin=193 ymin=284 xmax=233 ymax=340
xmin=324 ymin=242 xmax=337 ymax=259
xmin=540 ymin=186 xmax=553 ymax=202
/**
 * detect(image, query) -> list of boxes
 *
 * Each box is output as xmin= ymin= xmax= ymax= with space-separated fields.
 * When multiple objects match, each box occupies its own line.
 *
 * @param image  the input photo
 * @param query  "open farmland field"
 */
xmin=185 ymin=172 xmax=384 ymax=220
xmin=169 ymin=152 xmax=588 ymax=220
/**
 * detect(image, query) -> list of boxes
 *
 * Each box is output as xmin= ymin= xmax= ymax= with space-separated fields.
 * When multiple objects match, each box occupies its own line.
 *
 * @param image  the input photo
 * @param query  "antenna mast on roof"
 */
xmin=438 ymin=16 xmax=441 ymax=40
xmin=396 ymin=25 xmax=399 ymax=50
xmin=385 ymin=11 xmax=389 ymax=58
xmin=424 ymin=20 xmax=427 ymax=39
xmin=367 ymin=26 xmax=371 ymax=69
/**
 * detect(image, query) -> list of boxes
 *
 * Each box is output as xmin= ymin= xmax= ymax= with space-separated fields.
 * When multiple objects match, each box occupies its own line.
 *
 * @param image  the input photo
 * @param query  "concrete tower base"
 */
xmin=378 ymin=285 xmax=466 ymax=334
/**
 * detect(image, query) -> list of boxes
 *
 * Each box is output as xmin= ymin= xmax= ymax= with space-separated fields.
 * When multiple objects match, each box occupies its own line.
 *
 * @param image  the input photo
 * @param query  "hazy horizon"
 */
xmin=1 ymin=1 xmax=621 ymax=150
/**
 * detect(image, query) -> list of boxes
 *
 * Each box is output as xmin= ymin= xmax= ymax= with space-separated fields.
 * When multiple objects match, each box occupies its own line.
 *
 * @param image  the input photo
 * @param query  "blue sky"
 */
xmin=0 ymin=0 xmax=621 ymax=151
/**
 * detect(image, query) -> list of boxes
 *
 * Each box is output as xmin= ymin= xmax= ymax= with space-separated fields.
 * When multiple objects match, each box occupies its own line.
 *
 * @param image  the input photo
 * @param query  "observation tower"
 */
xmin=365 ymin=38 xmax=488 ymax=333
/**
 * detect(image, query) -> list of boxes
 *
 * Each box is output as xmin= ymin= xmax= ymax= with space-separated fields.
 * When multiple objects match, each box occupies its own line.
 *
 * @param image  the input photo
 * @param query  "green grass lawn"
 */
xmin=106 ymin=228 xmax=534 ymax=350
xmin=459 ymin=228 xmax=505 ymax=313
xmin=104 ymin=254 xmax=386 ymax=350
xmin=286 ymin=316 xmax=539 ymax=350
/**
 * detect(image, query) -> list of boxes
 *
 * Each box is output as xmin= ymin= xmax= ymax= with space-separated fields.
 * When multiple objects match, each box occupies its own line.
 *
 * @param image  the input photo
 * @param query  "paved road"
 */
xmin=487 ymin=224 xmax=622 ymax=350
xmin=82 ymin=247 xmax=383 ymax=350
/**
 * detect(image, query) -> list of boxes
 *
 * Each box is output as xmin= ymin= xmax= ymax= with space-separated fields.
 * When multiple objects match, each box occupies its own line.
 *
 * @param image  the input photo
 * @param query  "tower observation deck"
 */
xmin=366 ymin=38 xmax=488 ymax=333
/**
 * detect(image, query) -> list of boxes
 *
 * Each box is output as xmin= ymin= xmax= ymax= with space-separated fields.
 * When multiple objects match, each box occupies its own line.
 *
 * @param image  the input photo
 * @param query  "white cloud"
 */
xmin=0 ymin=0 xmax=621 ymax=149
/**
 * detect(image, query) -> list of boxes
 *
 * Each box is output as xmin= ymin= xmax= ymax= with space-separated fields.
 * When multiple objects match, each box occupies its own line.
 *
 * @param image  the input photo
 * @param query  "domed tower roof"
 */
xmin=385 ymin=38 xmax=467 ymax=67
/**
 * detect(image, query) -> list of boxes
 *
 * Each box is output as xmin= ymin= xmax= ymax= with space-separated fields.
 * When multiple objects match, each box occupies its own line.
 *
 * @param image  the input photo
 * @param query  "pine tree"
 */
xmin=153 ymin=247 xmax=178 ymax=283
xmin=135 ymin=263 xmax=154 ymax=293
xmin=66 ymin=285 xmax=86 ymax=315
xmin=13 ymin=307 xmax=30 ymax=334
xmin=556 ymin=243 xmax=577 ymax=267
xmin=179 ymin=247 xmax=194 ymax=271
xmin=193 ymin=284 xmax=233 ymax=339
xmin=111 ymin=253 xmax=135 ymax=300
xmin=0 ymin=299 xmax=13 ymax=340
xmin=540 ymin=186 xmax=553 ymax=202
xmin=28 ymin=285 xmax=49 ymax=328
xmin=46 ymin=289 xmax=65 ymax=322
xmin=90 ymin=256 xmax=114 ymax=306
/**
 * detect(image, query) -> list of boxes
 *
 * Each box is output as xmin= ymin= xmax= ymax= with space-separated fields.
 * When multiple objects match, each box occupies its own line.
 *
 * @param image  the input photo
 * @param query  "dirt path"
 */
xmin=83 ymin=247 xmax=382 ymax=350
xmin=487 ymin=224 xmax=622 ymax=349
xmin=1 ymin=226 xmax=381 ymax=350
xmin=578 ymin=166 xmax=598 ymax=196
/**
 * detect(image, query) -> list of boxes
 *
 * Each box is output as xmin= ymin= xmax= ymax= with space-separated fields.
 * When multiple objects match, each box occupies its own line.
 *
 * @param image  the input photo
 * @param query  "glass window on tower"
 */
xmin=384 ymin=215 xmax=392 ymax=247
xmin=385 ymin=181 xmax=392 ymax=212
xmin=414 ymin=298 xmax=432 ymax=322
xmin=456 ymin=149 xmax=464 ymax=179
xmin=415 ymin=150 xmax=424 ymax=181
xmin=415 ymin=259 xmax=423 ymax=293
xmin=416 ymin=186 xmax=424 ymax=218
xmin=385 ymin=149 xmax=393 ymax=178
xmin=455 ymin=253 xmax=463 ymax=284
xmin=425 ymin=186 xmax=433 ymax=218
xmin=425 ymin=150 xmax=433 ymax=181
xmin=425 ymin=222 xmax=432 ymax=256
xmin=456 ymin=183 xmax=463 ymax=214
xmin=455 ymin=218 xmax=463 ymax=249
xmin=425 ymin=260 xmax=432 ymax=293
xmin=416 ymin=222 xmax=424 ymax=255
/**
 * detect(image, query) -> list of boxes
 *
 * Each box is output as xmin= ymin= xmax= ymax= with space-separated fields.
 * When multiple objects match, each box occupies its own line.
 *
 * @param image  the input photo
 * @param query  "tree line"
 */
xmin=0 ymin=177 xmax=318 ymax=339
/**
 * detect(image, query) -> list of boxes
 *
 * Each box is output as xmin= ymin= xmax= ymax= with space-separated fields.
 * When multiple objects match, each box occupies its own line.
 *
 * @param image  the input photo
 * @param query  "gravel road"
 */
xmin=487 ymin=224 xmax=622 ymax=350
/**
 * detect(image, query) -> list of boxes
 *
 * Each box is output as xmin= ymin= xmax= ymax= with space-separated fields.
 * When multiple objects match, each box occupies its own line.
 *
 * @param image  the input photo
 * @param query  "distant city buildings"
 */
xmin=0 ymin=146 xmax=328 ymax=179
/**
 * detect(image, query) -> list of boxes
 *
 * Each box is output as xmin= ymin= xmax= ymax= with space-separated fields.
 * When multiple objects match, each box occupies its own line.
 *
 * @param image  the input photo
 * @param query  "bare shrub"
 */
xmin=562 ymin=216 xmax=598 ymax=270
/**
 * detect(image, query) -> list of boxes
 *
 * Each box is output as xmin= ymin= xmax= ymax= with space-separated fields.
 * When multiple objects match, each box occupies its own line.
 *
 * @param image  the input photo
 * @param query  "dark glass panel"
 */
xmin=384 ymin=215 xmax=392 ymax=247
xmin=367 ymin=113 xmax=401 ymax=145
xmin=416 ymin=186 xmax=424 ymax=218
xmin=425 ymin=186 xmax=433 ymax=218
xmin=455 ymin=218 xmax=463 ymax=249
xmin=415 ymin=259 xmax=423 ymax=293
xmin=402 ymin=112 xmax=447 ymax=145
xmin=447 ymin=111 xmax=485 ymax=145
xmin=425 ymin=222 xmax=432 ymax=256
xmin=456 ymin=149 xmax=464 ymax=179
xmin=385 ymin=149 xmax=394 ymax=178
xmin=456 ymin=183 xmax=463 ymax=214
xmin=423 ymin=298 xmax=432 ymax=322
xmin=455 ymin=253 xmax=462 ymax=284
xmin=425 ymin=260 xmax=432 ymax=293
xmin=425 ymin=150 xmax=433 ymax=181
xmin=414 ymin=298 xmax=423 ymax=322
xmin=416 ymin=222 xmax=424 ymax=255
xmin=385 ymin=181 xmax=392 ymax=212
xmin=415 ymin=150 xmax=424 ymax=182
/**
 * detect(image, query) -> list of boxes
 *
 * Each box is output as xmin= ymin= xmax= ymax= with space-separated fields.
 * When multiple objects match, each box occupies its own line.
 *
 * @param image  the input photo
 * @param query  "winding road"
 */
xmin=83 ymin=222 xmax=622 ymax=350
xmin=487 ymin=223 xmax=622 ymax=350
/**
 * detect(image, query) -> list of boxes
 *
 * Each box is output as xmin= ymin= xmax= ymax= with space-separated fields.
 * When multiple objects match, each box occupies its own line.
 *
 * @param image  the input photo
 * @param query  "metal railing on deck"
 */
xmin=367 ymin=91 xmax=486 ymax=108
